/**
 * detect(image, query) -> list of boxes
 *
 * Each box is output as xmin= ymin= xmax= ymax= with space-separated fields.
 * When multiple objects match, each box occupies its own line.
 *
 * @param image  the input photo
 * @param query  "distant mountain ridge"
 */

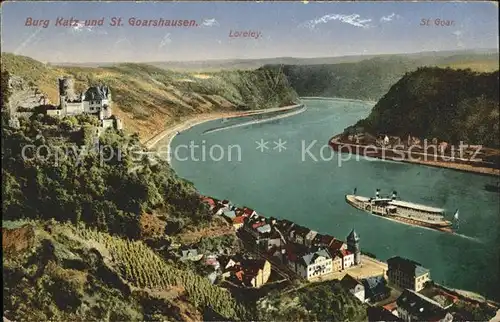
xmin=52 ymin=48 xmax=499 ymax=72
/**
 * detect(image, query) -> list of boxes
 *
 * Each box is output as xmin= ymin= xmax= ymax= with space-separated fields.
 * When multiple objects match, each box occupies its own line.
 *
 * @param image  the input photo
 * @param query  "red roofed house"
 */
xmin=201 ymin=197 xmax=216 ymax=211
xmin=229 ymin=260 xmax=271 ymax=288
xmin=252 ymin=221 xmax=266 ymax=229
xmin=232 ymin=216 xmax=245 ymax=230
xmin=383 ymin=301 xmax=399 ymax=317
xmin=329 ymin=238 xmax=348 ymax=252
xmin=313 ymin=233 xmax=336 ymax=247
xmin=234 ymin=269 xmax=245 ymax=283
xmin=242 ymin=207 xmax=257 ymax=218
xmin=338 ymin=249 xmax=355 ymax=269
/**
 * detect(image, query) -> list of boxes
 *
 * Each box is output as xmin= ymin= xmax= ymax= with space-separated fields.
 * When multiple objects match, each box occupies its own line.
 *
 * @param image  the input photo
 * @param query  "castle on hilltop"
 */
xmin=47 ymin=77 xmax=123 ymax=133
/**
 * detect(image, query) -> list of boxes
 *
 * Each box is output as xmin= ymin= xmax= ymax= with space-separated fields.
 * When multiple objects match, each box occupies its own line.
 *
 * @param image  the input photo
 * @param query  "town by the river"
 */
xmin=168 ymin=98 xmax=500 ymax=300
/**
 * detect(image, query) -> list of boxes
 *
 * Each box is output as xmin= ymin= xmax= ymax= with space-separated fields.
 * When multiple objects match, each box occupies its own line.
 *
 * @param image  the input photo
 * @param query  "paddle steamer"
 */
xmin=345 ymin=189 xmax=455 ymax=233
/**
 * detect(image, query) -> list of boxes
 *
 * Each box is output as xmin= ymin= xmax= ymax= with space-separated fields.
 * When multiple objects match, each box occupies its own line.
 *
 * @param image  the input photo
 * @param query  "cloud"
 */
xmin=70 ymin=22 xmax=107 ymax=35
xmin=300 ymin=14 xmax=372 ymax=29
xmin=159 ymin=33 xmax=172 ymax=48
xmin=201 ymin=18 xmax=219 ymax=27
xmin=72 ymin=22 xmax=93 ymax=33
xmin=380 ymin=13 xmax=401 ymax=23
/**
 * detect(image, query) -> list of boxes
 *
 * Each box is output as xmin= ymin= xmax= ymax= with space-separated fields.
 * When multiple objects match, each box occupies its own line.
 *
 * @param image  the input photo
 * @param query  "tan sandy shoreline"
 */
xmin=143 ymin=104 xmax=303 ymax=158
xmin=144 ymin=112 xmax=236 ymax=150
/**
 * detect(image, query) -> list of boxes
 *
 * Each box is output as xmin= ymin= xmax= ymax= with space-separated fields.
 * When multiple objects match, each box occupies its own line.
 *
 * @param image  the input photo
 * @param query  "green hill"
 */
xmin=347 ymin=67 xmax=499 ymax=147
xmin=273 ymin=52 xmax=499 ymax=101
xmin=1 ymin=53 xmax=299 ymax=141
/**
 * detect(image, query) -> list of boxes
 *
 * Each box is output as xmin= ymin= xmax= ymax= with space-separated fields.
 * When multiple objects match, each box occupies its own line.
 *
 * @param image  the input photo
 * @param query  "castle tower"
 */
xmin=58 ymin=77 xmax=76 ymax=110
xmin=347 ymin=229 xmax=361 ymax=265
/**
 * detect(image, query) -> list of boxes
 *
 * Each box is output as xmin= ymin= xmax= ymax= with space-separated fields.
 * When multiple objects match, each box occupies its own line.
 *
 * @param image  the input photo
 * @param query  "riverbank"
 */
xmin=300 ymin=96 xmax=377 ymax=105
xmin=144 ymin=103 xmax=304 ymax=162
xmin=329 ymin=137 xmax=500 ymax=177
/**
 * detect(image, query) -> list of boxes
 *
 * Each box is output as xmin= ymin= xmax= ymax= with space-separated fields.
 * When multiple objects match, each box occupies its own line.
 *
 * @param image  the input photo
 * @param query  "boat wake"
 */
xmin=381 ymin=213 xmax=482 ymax=243
xmin=452 ymin=232 xmax=483 ymax=244
xmin=202 ymin=105 xmax=307 ymax=135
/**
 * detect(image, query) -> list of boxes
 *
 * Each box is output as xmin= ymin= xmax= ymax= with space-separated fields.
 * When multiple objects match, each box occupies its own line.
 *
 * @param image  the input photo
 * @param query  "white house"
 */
xmin=338 ymin=249 xmax=355 ymax=270
xmin=288 ymin=248 xmax=333 ymax=280
xmin=215 ymin=205 xmax=230 ymax=216
xmin=341 ymin=274 xmax=365 ymax=303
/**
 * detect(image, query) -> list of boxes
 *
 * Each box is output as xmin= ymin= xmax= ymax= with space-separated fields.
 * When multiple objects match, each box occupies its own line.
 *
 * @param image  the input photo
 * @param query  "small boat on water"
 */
xmin=484 ymin=182 xmax=500 ymax=193
xmin=345 ymin=189 xmax=456 ymax=234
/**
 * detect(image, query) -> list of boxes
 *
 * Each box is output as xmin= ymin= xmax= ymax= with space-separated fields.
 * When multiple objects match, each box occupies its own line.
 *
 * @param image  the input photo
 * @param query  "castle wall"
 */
xmin=102 ymin=105 xmax=112 ymax=119
xmin=65 ymin=102 xmax=84 ymax=115
xmin=101 ymin=118 xmax=115 ymax=129
xmin=47 ymin=109 xmax=64 ymax=117
xmin=115 ymin=118 xmax=123 ymax=131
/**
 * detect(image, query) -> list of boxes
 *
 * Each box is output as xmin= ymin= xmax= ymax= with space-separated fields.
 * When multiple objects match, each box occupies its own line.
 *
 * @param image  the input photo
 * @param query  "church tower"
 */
xmin=347 ymin=229 xmax=361 ymax=265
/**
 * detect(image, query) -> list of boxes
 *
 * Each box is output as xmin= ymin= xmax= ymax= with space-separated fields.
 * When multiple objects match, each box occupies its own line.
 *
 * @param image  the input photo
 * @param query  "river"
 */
xmin=168 ymin=98 xmax=500 ymax=300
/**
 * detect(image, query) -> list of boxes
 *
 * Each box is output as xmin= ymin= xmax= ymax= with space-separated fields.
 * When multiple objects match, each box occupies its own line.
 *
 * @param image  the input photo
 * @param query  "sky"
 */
xmin=1 ymin=1 xmax=498 ymax=63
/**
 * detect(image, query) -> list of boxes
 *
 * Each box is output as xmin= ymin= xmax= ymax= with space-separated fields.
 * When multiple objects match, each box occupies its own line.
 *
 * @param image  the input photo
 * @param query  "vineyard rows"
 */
xmin=74 ymin=226 xmax=243 ymax=319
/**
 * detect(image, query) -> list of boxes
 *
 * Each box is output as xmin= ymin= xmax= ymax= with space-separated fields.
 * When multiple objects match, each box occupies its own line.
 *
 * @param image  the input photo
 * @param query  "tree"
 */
xmin=1 ymin=70 xmax=12 ymax=111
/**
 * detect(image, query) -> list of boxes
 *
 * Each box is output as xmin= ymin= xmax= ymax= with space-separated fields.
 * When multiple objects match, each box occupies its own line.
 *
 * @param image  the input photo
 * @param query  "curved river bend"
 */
xmin=169 ymin=98 xmax=500 ymax=300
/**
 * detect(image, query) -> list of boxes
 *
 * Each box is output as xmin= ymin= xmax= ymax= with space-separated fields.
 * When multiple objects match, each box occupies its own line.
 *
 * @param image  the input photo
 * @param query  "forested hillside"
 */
xmin=272 ymin=52 xmax=499 ymax=101
xmin=348 ymin=67 xmax=500 ymax=147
